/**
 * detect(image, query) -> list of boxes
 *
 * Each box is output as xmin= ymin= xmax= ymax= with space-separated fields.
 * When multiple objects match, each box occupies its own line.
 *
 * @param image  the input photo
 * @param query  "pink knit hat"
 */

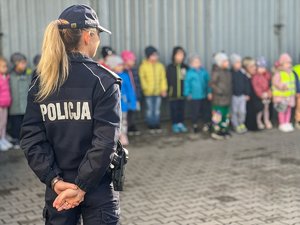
xmin=278 ymin=53 xmax=292 ymax=65
xmin=121 ymin=50 xmax=136 ymax=63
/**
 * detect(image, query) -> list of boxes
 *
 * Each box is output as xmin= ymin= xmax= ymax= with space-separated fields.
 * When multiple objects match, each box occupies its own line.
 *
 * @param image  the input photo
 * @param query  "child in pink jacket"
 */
xmin=0 ymin=57 xmax=12 ymax=151
xmin=252 ymin=57 xmax=272 ymax=130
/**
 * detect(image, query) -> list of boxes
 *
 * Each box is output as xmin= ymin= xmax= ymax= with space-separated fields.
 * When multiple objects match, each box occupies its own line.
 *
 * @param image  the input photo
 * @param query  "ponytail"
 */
xmin=36 ymin=20 xmax=69 ymax=101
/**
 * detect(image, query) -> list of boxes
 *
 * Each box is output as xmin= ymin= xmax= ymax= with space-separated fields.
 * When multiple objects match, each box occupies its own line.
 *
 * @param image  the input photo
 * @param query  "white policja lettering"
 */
xmin=40 ymin=102 xmax=91 ymax=121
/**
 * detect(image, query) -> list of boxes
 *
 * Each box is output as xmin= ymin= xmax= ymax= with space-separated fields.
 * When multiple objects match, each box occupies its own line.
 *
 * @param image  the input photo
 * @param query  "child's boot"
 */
xmin=265 ymin=121 xmax=273 ymax=130
xmin=0 ymin=139 xmax=9 ymax=151
xmin=211 ymin=131 xmax=225 ymax=140
xmin=295 ymin=121 xmax=300 ymax=130
xmin=178 ymin=123 xmax=188 ymax=133
xmin=193 ymin=124 xmax=199 ymax=133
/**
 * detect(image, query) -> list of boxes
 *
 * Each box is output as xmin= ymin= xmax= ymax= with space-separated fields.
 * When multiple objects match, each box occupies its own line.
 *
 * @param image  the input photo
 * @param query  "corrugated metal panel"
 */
xmin=281 ymin=0 xmax=300 ymax=62
xmin=0 ymin=0 xmax=91 ymax=66
xmin=208 ymin=0 xmax=300 ymax=66
xmin=98 ymin=0 xmax=205 ymax=65
xmin=0 ymin=0 xmax=299 ymax=68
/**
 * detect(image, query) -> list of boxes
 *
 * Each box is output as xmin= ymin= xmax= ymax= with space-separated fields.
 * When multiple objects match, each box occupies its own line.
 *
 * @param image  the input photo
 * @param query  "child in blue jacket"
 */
xmin=184 ymin=55 xmax=212 ymax=133
xmin=106 ymin=55 xmax=136 ymax=145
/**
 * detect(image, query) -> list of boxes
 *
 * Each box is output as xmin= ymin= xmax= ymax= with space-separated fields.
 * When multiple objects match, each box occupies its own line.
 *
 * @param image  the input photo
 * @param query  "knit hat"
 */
xmin=101 ymin=46 xmax=115 ymax=58
xmin=145 ymin=46 xmax=158 ymax=58
xmin=121 ymin=50 xmax=136 ymax=63
xmin=105 ymin=55 xmax=124 ymax=69
xmin=214 ymin=52 xmax=228 ymax=67
xmin=230 ymin=53 xmax=242 ymax=65
xmin=278 ymin=53 xmax=292 ymax=65
xmin=10 ymin=52 xmax=27 ymax=65
xmin=256 ymin=56 xmax=268 ymax=68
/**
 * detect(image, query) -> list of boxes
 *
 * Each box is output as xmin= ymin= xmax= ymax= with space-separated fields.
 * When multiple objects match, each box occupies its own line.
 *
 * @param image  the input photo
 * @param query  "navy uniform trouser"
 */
xmin=43 ymin=172 xmax=120 ymax=225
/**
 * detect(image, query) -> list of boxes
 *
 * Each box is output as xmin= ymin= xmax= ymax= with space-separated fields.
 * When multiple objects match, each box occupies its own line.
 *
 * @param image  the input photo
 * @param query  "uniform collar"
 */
xmin=68 ymin=52 xmax=97 ymax=64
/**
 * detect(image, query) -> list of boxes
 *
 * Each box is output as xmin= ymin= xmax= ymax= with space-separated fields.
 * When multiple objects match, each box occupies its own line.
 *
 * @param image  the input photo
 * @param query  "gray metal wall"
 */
xmin=0 ymin=0 xmax=299 ymax=68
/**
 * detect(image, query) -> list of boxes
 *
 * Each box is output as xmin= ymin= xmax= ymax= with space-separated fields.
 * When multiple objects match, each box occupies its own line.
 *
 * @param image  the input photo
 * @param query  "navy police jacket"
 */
xmin=20 ymin=53 xmax=122 ymax=193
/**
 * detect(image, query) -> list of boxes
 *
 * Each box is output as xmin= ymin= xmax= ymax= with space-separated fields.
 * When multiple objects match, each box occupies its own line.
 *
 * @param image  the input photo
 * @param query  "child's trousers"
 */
xmin=190 ymin=99 xmax=211 ymax=125
xmin=8 ymin=115 xmax=24 ymax=140
xmin=145 ymin=96 xmax=161 ymax=128
xmin=278 ymin=106 xmax=292 ymax=125
xmin=170 ymin=99 xmax=185 ymax=124
xmin=0 ymin=107 xmax=8 ymax=139
xmin=231 ymin=95 xmax=247 ymax=128
xmin=212 ymin=105 xmax=230 ymax=132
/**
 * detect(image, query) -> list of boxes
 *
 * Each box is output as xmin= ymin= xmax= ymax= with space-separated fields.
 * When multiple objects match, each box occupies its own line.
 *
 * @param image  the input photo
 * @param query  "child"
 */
xmin=230 ymin=53 xmax=250 ymax=134
xmin=252 ymin=57 xmax=273 ymax=130
xmin=139 ymin=46 xmax=167 ymax=134
xmin=0 ymin=57 xmax=13 ymax=151
xmin=184 ymin=54 xmax=212 ymax=134
xmin=121 ymin=50 xmax=142 ymax=136
xmin=99 ymin=46 xmax=115 ymax=69
xmin=293 ymin=64 xmax=300 ymax=129
xmin=167 ymin=46 xmax=188 ymax=133
xmin=272 ymin=53 xmax=296 ymax=132
xmin=243 ymin=57 xmax=260 ymax=131
xmin=9 ymin=53 xmax=32 ymax=147
xmin=106 ymin=55 xmax=137 ymax=145
xmin=210 ymin=53 xmax=232 ymax=140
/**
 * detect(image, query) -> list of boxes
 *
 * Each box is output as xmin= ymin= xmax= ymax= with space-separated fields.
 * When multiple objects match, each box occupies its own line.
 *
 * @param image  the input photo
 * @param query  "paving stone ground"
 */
xmin=1 ymin=128 xmax=300 ymax=225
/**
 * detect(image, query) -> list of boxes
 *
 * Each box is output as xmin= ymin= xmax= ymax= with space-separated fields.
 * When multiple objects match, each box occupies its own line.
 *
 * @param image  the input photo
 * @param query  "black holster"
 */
xmin=110 ymin=141 xmax=129 ymax=191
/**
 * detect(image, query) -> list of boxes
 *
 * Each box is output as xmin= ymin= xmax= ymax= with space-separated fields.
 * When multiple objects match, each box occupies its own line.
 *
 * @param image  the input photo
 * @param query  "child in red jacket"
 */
xmin=0 ymin=57 xmax=12 ymax=151
xmin=252 ymin=57 xmax=272 ymax=130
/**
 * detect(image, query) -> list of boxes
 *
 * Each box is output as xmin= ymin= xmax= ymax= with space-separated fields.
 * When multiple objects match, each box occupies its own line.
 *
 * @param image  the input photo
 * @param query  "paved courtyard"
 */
xmin=1 ymin=129 xmax=300 ymax=225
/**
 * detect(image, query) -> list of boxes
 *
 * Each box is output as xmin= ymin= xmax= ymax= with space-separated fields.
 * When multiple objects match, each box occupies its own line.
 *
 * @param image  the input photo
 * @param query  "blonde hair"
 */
xmin=36 ymin=20 xmax=82 ymax=101
xmin=242 ymin=57 xmax=255 ymax=69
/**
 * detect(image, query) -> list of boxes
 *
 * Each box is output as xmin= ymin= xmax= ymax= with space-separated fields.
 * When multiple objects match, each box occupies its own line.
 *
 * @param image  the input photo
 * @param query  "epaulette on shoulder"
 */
xmin=98 ymin=64 xmax=122 ymax=83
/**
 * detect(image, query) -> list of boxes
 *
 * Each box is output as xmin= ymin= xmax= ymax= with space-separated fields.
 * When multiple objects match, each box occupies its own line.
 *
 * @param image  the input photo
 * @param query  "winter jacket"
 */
xmin=210 ymin=67 xmax=232 ymax=106
xmin=184 ymin=67 xmax=211 ymax=100
xmin=9 ymin=69 xmax=32 ymax=115
xmin=118 ymin=71 xmax=137 ymax=112
xmin=167 ymin=63 xmax=188 ymax=99
xmin=231 ymin=69 xmax=251 ymax=96
xmin=139 ymin=60 xmax=167 ymax=96
xmin=252 ymin=71 xmax=272 ymax=98
xmin=0 ymin=74 xmax=12 ymax=107
xmin=20 ymin=53 xmax=121 ymax=192
xmin=124 ymin=68 xmax=142 ymax=101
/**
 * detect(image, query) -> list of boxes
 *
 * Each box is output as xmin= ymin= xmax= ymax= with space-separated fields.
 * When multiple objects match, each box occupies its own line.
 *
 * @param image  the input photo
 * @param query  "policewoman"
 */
xmin=20 ymin=5 xmax=121 ymax=225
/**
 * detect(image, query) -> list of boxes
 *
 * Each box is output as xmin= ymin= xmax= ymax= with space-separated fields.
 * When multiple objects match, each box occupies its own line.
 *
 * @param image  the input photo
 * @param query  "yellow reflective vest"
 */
xmin=293 ymin=64 xmax=300 ymax=78
xmin=272 ymin=71 xmax=296 ymax=97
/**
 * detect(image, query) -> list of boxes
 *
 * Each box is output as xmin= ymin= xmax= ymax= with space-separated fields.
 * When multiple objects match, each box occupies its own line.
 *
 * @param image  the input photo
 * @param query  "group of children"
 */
xmin=100 ymin=46 xmax=300 ymax=144
xmin=0 ymin=53 xmax=36 ymax=151
xmin=0 ymin=46 xmax=299 ymax=150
